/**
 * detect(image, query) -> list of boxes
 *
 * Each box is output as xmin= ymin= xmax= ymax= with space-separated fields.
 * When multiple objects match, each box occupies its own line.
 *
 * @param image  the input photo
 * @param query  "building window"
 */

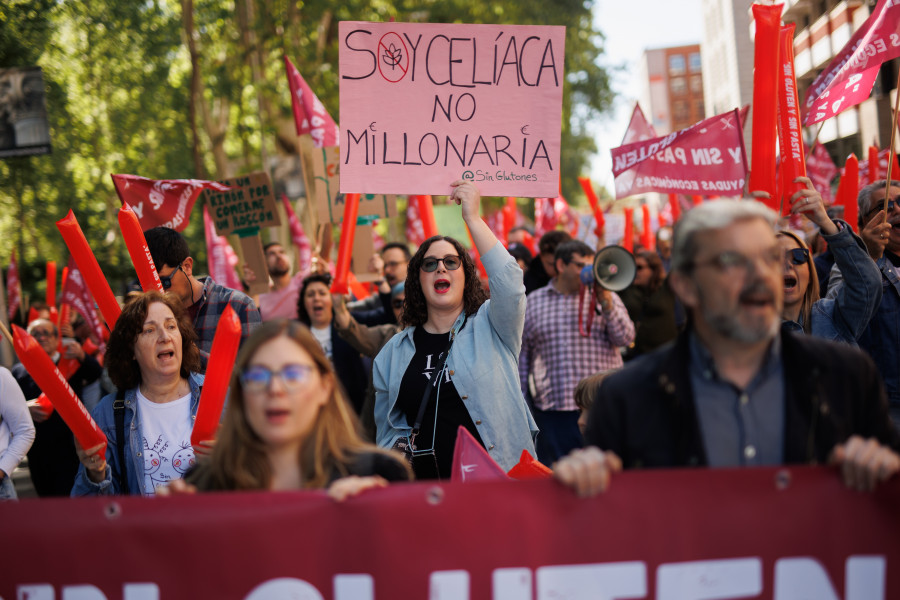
xmin=673 ymin=100 xmax=690 ymax=122
xmin=695 ymin=99 xmax=705 ymax=118
xmin=669 ymin=54 xmax=686 ymax=75
xmin=670 ymin=77 xmax=687 ymax=95
xmin=689 ymin=52 xmax=702 ymax=72
xmin=690 ymin=75 xmax=703 ymax=94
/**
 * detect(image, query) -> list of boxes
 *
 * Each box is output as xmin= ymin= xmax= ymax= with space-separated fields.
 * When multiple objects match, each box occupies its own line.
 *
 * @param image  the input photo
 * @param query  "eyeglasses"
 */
xmin=690 ymin=248 xmax=782 ymax=275
xmin=383 ymin=260 xmax=405 ymax=269
xmin=392 ymin=298 xmax=405 ymax=309
xmin=785 ymin=247 xmax=810 ymax=266
xmin=30 ymin=329 xmax=56 ymax=338
xmin=866 ymin=197 xmax=900 ymax=217
xmin=159 ymin=263 xmax=184 ymax=291
xmin=240 ymin=364 xmax=314 ymax=393
xmin=421 ymin=255 xmax=462 ymax=273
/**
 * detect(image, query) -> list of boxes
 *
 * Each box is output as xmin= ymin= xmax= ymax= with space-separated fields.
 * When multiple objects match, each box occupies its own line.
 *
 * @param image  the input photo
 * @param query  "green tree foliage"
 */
xmin=0 ymin=0 xmax=613 ymax=302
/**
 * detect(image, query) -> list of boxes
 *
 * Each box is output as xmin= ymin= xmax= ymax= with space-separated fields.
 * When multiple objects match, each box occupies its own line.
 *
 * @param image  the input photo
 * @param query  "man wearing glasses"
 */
xmin=826 ymin=180 xmax=900 ymax=431
xmin=144 ymin=226 xmax=261 ymax=371
xmin=555 ymin=200 xmax=899 ymax=497
xmin=12 ymin=319 xmax=102 ymax=496
xmin=519 ymin=239 xmax=635 ymax=466
xmin=347 ymin=242 xmax=412 ymax=326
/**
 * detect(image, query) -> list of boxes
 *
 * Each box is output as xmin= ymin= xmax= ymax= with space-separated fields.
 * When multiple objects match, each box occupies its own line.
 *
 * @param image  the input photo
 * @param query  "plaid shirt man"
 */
xmin=519 ymin=282 xmax=634 ymax=412
xmin=190 ymin=276 xmax=261 ymax=371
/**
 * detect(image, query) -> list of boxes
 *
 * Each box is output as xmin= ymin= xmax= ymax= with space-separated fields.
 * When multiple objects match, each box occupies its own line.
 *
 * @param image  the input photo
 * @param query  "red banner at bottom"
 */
xmin=1 ymin=466 xmax=898 ymax=599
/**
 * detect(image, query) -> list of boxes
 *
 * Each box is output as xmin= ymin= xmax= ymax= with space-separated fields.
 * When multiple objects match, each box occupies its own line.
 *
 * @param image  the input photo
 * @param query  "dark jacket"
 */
xmin=330 ymin=324 xmax=368 ymax=415
xmin=619 ymin=283 xmax=677 ymax=359
xmin=585 ymin=330 xmax=899 ymax=469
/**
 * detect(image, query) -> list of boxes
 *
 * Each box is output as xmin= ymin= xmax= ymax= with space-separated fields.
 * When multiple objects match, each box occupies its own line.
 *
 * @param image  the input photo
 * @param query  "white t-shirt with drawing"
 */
xmin=136 ymin=389 xmax=196 ymax=496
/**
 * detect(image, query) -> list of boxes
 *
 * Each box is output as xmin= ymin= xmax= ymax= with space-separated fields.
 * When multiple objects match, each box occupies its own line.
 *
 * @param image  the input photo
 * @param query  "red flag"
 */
xmin=203 ymin=206 xmax=242 ymax=291
xmin=7 ymin=251 xmax=20 ymax=321
xmin=450 ymin=426 xmax=509 ymax=483
xmin=60 ymin=259 xmax=106 ymax=355
xmin=621 ymin=103 xmax=657 ymax=145
xmin=738 ymin=104 xmax=751 ymax=130
xmin=405 ymin=196 xmax=426 ymax=248
xmin=284 ymin=56 xmax=340 ymax=147
xmin=804 ymin=0 xmax=900 ymax=125
xmin=612 ymin=110 xmax=747 ymax=199
xmin=281 ymin=194 xmax=312 ymax=276
xmin=483 ymin=210 xmax=505 ymax=243
xmin=806 ymin=144 xmax=839 ymax=204
xmin=111 ymin=174 xmax=229 ymax=232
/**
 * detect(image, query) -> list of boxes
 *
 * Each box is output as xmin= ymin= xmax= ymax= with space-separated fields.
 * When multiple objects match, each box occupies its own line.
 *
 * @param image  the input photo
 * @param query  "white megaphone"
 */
xmin=579 ymin=245 xmax=637 ymax=292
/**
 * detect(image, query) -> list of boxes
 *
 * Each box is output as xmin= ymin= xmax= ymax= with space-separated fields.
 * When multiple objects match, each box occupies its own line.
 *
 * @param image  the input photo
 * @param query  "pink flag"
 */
xmin=405 ymin=197 xmax=426 ymax=248
xmin=857 ymin=148 xmax=898 ymax=185
xmin=806 ymin=144 xmax=839 ymax=204
xmin=281 ymin=194 xmax=312 ymax=276
xmin=804 ymin=0 xmax=900 ymax=125
xmin=111 ymin=174 xmax=229 ymax=232
xmin=611 ymin=110 xmax=747 ymax=199
xmin=621 ymin=103 xmax=657 ymax=145
xmin=7 ymin=251 xmax=20 ymax=321
xmin=284 ymin=56 xmax=340 ymax=147
xmin=484 ymin=210 xmax=505 ymax=244
xmin=203 ymin=206 xmax=242 ymax=291
xmin=450 ymin=426 xmax=509 ymax=483
xmin=60 ymin=259 xmax=106 ymax=353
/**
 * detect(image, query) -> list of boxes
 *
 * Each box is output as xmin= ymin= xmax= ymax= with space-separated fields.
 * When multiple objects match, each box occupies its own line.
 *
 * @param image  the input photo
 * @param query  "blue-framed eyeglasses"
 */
xmin=240 ymin=364 xmax=314 ymax=393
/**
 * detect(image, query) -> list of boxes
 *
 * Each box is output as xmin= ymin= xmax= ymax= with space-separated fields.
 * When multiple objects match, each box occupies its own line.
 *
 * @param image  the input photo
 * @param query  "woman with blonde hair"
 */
xmin=175 ymin=319 xmax=410 ymax=497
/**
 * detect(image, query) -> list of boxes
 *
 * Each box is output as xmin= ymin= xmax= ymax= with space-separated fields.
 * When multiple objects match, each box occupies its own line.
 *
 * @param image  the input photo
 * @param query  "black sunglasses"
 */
xmin=421 ymin=255 xmax=462 ymax=273
xmin=159 ymin=263 xmax=184 ymax=290
xmin=785 ymin=248 xmax=809 ymax=266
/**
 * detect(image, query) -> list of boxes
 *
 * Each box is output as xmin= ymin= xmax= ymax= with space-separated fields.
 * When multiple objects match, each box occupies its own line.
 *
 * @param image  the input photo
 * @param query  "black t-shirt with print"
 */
xmin=397 ymin=326 xmax=484 ymax=479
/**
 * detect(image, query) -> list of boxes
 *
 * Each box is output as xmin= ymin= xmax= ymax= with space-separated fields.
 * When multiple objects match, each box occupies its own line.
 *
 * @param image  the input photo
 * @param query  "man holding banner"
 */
xmin=556 ymin=200 xmax=900 ymax=496
xmin=144 ymin=226 xmax=260 ymax=370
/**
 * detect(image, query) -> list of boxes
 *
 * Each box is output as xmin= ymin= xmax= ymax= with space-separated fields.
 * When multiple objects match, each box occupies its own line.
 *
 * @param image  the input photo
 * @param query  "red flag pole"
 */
xmin=883 ymin=68 xmax=900 ymax=217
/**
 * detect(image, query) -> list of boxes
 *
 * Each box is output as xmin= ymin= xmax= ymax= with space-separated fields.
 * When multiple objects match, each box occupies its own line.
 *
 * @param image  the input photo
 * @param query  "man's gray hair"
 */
xmin=857 ymin=179 xmax=899 ymax=226
xmin=672 ymin=200 xmax=777 ymax=273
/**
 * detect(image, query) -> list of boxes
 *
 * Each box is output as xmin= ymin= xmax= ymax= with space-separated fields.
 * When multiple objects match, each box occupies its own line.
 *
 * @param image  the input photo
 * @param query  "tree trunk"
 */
xmin=181 ymin=0 xmax=206 ymax=179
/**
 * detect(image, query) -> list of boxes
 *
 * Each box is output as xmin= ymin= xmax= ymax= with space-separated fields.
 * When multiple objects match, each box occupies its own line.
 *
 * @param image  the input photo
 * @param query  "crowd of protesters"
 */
xmin=1 ymin=176 xmax=898 ymax=501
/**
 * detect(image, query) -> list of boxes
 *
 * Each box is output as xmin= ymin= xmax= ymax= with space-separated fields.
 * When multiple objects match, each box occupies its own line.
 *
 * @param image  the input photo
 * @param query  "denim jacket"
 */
xmin=71 ymin=373 xmax=204 ymax=496
xmin=373 ymin=242 xmax=538 ymax=471
xmin=799 ymin=220 xmax=882 ymax=345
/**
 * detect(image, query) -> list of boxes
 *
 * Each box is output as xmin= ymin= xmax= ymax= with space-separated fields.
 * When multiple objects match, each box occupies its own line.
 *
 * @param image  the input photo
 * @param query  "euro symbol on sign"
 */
xmin=521 ymin=125 xmax=530 ymax=135
xmin=369 ymin=122 xmax=377 ymax=132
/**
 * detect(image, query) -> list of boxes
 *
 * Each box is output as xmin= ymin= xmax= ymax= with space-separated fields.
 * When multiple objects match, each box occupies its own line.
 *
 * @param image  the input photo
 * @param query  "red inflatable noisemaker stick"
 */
xmin=11 ymin=324 xmax=106 ymax=455
xmin=641 ymin=205 xmax=654 ymax=250
xmin=45 ymin=261 xmax=56 ymax=308
xmin=749 ymin=3 xmax=782 ymax=210
xmin=623 ymin=207 xmax=634 ymax=253
xmin=118 ymin=204 xmax=164 ymax=292
xmin=776 ymin=23 xmax=806 ymax=213
xmin=502 ymin=197 xmax=517 ymax=244
xmin=191 ymin=305 xmax=241 ymax=447
xmin=330 ymin=194 xmax=360 ymax=295
xmin=668 ymin=194 xmax=681 ymax=224
xmin=418 ymin=195 xmax=440 ymax=239
xmin=838 ymin=154 xmax=860 ymax=232
xmin=578 ymin=177 xmax=606 ymax=237
xmin=868 ymin=146 xmax=879 ymax=184
xmin=56 ymin=210 xmax=121 ymax=329
xmin=348 ymin=271 xmax=370 ymax=300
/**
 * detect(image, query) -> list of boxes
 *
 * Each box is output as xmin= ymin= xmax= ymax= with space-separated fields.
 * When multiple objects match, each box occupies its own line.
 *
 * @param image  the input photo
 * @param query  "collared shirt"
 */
xmin=519 ymin=281 xmax=635 ymax=411
xmin=689 ymin=333 xmax=785 ymax=467
xmin=191 ymin=277 xmax=261 ymax=371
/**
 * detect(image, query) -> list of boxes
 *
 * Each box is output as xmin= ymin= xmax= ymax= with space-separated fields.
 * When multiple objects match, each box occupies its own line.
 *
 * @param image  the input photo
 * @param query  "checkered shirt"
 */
xmin=193 ymin=277 xmax=261 ymax=371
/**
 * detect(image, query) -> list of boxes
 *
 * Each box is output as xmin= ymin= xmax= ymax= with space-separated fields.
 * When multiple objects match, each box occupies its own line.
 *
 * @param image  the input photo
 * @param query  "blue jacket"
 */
xmin=374 ymin=242 xmax=538 ymax=471
xmin=785 ymin=220 xmax=882 ymax=344
xmin=71 ymin=373 xmax=204 ymax=496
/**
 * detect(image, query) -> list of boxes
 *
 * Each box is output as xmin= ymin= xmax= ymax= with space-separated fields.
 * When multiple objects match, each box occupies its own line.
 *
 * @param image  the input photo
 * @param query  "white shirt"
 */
xmin=136 ymin=389 xmax=195 ymax=496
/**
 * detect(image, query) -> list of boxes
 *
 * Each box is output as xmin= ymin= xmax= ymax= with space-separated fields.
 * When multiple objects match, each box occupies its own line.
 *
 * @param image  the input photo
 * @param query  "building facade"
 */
xmin=639 ymin=45 xmax=706 ymax=136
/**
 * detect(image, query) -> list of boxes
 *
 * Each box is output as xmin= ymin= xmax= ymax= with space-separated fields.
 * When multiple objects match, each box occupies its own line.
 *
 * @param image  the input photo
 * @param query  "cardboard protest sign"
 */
xmin=338 ymin=22 xmax=565 ymax=198
xmin=205 ymin=172 xmax=281 ymax=235
xmin=351 ymin=223 xmax=378 ymax=282
xmin=611 ymin=110 xmax=747 ymax=199
xmin=312 ymin=145 xmax=397 ymax=223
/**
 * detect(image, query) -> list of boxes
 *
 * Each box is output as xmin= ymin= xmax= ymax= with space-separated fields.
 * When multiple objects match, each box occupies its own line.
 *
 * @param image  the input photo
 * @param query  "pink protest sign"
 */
xmin=338 ymin=22 xmax=565 ymax=198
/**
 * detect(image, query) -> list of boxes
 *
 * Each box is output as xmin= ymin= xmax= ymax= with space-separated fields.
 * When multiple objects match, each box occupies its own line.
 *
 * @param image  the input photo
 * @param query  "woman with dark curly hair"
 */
xmin=374 ymin=181 xmax=538 ymax=479
xmin=71 ymin=291 xmax=206 ymax=496
xmin=619 ymin=249 xmax=677 ymax=360
xmin=296 ymin=273 xmax=367 ymax=414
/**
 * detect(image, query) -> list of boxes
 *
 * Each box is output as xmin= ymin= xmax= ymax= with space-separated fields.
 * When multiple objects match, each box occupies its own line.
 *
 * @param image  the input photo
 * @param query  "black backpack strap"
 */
xmin=114 ymin=389 xmax=128 ymax=494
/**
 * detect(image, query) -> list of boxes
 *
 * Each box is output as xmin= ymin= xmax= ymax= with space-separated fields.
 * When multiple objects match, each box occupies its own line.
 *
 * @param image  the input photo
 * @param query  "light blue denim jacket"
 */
xmin=373 ymin=242 xmax=538 ymax=471
xmin=785 ymin=220 xmax=882 ymax=345
xmin=71 ymin=373 xmax=204 ymax=496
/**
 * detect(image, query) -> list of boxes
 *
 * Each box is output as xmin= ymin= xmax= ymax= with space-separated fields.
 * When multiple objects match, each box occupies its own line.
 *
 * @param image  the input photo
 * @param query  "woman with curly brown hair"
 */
xmin=71 ymin=291 xmax=205 ymax=496
xmin=374 ymin=181 xmax=538 ymax=479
